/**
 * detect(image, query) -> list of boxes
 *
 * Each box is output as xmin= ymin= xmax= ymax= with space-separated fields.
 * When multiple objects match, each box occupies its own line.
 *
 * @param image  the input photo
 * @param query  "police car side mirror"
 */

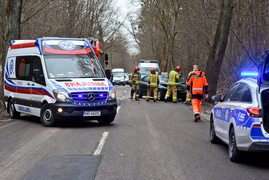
xmin=212 ymin=95 xmax=222 ymax=102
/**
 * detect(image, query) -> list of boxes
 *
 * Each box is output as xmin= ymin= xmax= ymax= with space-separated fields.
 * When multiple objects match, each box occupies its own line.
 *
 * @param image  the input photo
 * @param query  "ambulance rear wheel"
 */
xmin=9 ymin=99 xmax=20 ymax=119
xmin=40 ymin=104 xmax=55 ymax=127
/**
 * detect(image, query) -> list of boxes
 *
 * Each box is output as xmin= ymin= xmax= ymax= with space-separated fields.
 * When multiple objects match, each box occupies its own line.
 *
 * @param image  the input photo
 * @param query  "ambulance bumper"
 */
xmin=49 ymin=100 xmax=117 ymax=120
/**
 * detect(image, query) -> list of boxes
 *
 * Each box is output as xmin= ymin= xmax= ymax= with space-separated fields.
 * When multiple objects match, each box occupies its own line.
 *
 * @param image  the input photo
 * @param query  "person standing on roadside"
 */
xmin=129 ymin=66 xmax=141 ymax=101
xmin=184 ymin=66 xmax=195 ymax=104
xmin=146 ymin=68 xmax=159 ymax=102
xmin=186 ymin=65 xmax=208 ymax=122
xmin=164 ymin=66 xmax=181 ymax=103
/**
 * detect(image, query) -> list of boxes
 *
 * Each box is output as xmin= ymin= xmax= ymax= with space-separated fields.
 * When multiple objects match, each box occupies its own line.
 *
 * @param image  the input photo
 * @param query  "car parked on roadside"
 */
xmin=139 ymin=73 xmax=187 ymax=101
xmin=210 ymin=50 xmax=269 ymax=162
xmin=124 ymin=73 xmax=130 ymax=85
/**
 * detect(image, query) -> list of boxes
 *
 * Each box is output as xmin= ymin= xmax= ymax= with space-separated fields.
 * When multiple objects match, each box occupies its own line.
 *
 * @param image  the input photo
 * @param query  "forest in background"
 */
xmin=0 ymin=0 xmax=269 ymax=109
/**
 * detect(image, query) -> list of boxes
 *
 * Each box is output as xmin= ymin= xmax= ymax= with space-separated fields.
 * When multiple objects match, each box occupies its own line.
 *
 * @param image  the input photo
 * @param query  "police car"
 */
xmin=4 ymin=37 xmax=117 ymax=127
xmin=210 ymin=50 xmax=269 ymax=162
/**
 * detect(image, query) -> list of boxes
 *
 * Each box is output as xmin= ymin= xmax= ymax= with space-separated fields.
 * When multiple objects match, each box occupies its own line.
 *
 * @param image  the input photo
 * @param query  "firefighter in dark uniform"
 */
xmin=186 ymin=65 xmax=208 ymax=122
xmin=146 ymin=68 xmax=159 ymax=102
xmin=165 ymin=66 xmax=181 ymax=103
xmin=129 ymin=66 xmax=141 ymax=101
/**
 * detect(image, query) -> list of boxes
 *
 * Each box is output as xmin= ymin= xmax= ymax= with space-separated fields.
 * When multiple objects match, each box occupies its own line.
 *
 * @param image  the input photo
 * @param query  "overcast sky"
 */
xmin=116 ymin=0 xmax=140 ymax=54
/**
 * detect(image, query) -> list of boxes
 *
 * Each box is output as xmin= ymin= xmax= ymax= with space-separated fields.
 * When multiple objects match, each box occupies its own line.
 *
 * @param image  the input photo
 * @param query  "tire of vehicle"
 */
xmin=9 ymin=99 xmax=20 ymax=119
xmin=210 ymin=116 xmax=219 ymax=144
xmin=157 ymin=90 xmax=164 ymax=101
xmin=180 ymin=94 xmax=186 ymax=102
xmin=229 ymin=127 xmax=241 ymax=162
xmin=40 ymin=104 xmax=56 ymax=127
xmin=97 ymin=115 xmax=115 ymax=125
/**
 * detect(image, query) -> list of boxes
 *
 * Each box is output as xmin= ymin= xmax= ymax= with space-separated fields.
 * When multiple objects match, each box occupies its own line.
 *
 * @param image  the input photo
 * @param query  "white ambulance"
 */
xmin=4 ymin=37 xmax=117 ymax=127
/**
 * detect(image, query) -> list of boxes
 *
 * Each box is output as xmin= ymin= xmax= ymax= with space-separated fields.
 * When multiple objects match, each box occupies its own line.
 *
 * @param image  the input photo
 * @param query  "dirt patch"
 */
xmin=0 ymin=109 xmax=12 ymax=125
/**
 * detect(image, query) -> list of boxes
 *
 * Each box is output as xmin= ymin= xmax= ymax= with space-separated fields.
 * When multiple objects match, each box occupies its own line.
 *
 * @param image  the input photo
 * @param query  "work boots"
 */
xmin=194 ymin=114 xmax=200 ymax=122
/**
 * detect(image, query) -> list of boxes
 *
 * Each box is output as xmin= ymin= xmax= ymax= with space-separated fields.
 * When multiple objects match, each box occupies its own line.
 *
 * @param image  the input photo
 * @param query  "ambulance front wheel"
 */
xmin=9 ymin=99 xmax=20 ymax=119
xmin=40 ymin=104 xmax=55 ymax=127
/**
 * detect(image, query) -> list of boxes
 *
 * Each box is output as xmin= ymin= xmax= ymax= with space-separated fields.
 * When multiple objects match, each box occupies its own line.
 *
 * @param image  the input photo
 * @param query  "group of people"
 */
xmin=129 ymin=65 xmax=208 ymax=122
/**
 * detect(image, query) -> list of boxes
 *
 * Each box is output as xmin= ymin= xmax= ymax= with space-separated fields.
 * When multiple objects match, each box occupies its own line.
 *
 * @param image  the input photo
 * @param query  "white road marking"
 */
xmin=93 ymin=132 xmax=109 ymax=155
xmin=117 ymin=106 xmax=121 ymax=114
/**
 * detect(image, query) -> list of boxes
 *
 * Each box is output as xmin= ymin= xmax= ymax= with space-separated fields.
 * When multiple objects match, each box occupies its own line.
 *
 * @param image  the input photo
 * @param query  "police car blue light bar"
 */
xmin=241 ymin=72 xmax=258 ymax=77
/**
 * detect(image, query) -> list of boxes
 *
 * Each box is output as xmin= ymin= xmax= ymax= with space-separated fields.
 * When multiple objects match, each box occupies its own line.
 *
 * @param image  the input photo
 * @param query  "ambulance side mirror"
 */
xmin=105 ymin=69 xmax=111 ymax=80
xmin=34 ymin=69 xmax=45 ymax=84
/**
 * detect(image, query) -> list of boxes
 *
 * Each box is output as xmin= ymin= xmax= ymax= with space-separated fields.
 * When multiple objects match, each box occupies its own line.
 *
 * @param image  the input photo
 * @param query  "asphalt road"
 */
xmin=1 ymin=85 xmax=269 ymax=180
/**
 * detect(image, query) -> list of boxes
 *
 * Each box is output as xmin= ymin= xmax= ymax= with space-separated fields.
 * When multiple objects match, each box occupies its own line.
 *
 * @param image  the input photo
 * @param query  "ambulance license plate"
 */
xmin=83 ymin=111 xmax=101 ymax=117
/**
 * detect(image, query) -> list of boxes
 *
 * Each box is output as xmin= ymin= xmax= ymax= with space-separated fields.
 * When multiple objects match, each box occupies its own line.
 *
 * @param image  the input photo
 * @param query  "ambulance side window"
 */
xmin=16 ymin=56 xmax=31 ymax=80
xmin=32 ymin=56 xmax=45 ymax=85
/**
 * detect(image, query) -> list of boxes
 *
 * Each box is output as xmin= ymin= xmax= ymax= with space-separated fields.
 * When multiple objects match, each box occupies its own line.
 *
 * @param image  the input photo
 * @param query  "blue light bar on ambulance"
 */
xmin=241 ymin=72 xmax=258 ymax=77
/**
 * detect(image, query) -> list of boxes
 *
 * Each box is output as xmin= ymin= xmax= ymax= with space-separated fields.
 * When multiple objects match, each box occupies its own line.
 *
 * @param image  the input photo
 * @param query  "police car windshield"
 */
xmin=140 ymin=67 xmax=159 ymax=74
xmin=113 ymin=72 xmax=125 ymax=77
xmin=44 ymin=54 xmax=105 ymax=79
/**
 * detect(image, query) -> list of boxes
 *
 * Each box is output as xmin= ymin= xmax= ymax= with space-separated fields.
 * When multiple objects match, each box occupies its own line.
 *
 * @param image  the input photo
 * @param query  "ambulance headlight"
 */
xmin=53 ymin=90 xmax=70 ymax=102
xmin=108 ymin=89 xmax=116 ymax=100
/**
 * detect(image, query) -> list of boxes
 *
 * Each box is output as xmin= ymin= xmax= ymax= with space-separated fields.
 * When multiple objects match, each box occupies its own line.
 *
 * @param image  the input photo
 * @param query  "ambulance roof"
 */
xmin=8 ymin=37 xmax=93 ymax=56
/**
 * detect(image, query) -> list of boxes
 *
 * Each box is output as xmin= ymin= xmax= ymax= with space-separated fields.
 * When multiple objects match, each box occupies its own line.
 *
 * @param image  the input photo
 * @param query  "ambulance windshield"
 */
xmin=44 ymin=53 xmax=105 ymax=79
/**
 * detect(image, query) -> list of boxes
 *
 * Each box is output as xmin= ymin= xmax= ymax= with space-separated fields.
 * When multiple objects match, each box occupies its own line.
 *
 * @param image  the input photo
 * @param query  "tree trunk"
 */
xmin=6 ymin=0 xmax=22 ymax=43
xmin=1 ymin=0 xmax=22 ymax=109
xmin=205 ymin=0 xmax=234 ymax=101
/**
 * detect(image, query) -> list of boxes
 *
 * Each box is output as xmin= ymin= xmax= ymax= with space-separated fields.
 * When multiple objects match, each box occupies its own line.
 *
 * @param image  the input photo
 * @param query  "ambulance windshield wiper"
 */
xmin=55 ymin=78 xmax=72 ymax=81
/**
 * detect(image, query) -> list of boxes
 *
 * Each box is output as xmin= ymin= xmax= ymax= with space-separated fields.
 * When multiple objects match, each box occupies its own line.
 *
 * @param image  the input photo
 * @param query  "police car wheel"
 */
xmin=228 ymin=127 xmax=241 ymax=162
xmin=9 ymin=99 xmax=20 ymax=119
xmin=97 ymin=115 xmax=115 ymax=125
xmin=40 ymin=104 xmax=55 ymax=127
xmin=210 ymin=116 xmax=219 ymax=144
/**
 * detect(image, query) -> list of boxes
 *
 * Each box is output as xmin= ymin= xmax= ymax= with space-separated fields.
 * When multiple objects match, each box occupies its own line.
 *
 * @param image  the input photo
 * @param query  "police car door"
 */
xmin=222 ymin=83 xmax=251 ymax=141
xmin=217 ymin=83 xmax=239 ymax=139
xmin=258 ymin=50 xmax=269 ymax=130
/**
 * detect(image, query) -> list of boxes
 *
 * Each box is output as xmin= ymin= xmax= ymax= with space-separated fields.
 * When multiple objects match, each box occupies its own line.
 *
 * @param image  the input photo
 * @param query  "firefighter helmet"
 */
xmin=175 ymin=66 xmax=181 ymax=72
xmin=135 ymin=66 xmax=140 ymax=71
xmin=150 ymin=68 xmax=155 ymax=73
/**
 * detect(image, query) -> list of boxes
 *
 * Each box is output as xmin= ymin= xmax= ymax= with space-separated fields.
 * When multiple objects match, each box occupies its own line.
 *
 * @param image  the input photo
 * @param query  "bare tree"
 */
xmin=0 ymin=0 xmax=23 ymax=109
xmin=205 ymin=0 xmax=234 ymax=101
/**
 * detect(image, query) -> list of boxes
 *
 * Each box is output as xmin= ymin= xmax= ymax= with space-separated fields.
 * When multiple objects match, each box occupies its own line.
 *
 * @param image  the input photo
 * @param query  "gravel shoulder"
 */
xmin=0 ymin=110 xmax=13 ymax=126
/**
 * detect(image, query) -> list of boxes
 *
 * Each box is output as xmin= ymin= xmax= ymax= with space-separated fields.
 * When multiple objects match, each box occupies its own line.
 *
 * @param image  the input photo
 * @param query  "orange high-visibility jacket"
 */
xmin=187 ymin=71 xmax=208 ymax=95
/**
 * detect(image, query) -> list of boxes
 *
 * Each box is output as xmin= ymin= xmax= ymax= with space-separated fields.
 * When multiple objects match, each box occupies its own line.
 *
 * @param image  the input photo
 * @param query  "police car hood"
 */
xmin=50 ymin=78 xmax=112 ymax=93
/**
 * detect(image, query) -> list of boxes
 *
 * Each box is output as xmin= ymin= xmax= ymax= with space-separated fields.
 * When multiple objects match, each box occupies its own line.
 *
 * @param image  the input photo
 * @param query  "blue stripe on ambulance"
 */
xmin=51 ymin=79 xmax=113 ymax=106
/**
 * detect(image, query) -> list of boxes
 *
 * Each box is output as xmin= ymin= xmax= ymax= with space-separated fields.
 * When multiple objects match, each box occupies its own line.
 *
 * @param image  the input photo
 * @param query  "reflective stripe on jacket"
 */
xmin=130 ymin=72 xmax=141 ymax=84
xmin=148 ymin=74 xmax=159 ymax=87
xmin=186 ymin=71 xmax=208 ymax=95
xmin=168 ymin=70 xmax=180 ymax=86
